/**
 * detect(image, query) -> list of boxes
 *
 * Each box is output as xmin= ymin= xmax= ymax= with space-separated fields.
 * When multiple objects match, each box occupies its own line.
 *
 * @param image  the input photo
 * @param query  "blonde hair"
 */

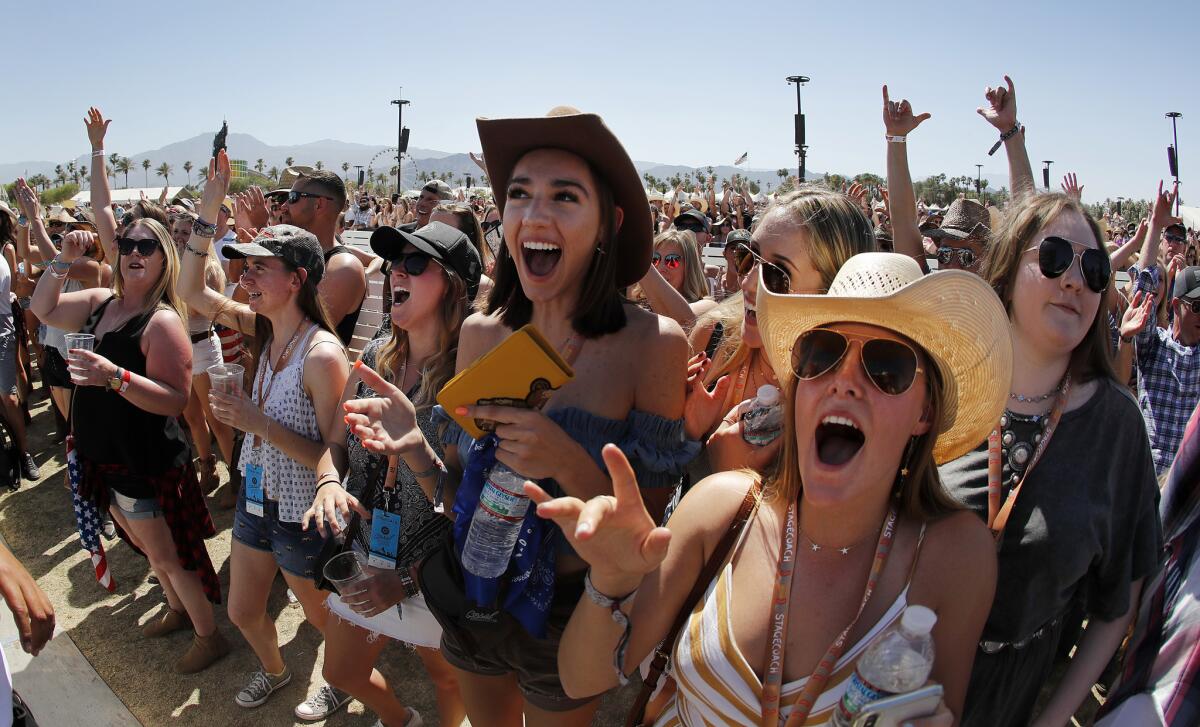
xmin=376 ymin=265 xmax=471 ymax=412
xmin=112 ymin=218 xmax=186 ymax=323
xmin=654 ymin=229 xmax=709 ymax=303
xmin=704 ymin=186 xmax=876 ymax=387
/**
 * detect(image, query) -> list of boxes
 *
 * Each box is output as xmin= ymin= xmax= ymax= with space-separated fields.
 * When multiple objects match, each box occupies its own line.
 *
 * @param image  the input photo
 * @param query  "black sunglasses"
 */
xmin=652 ymin=252 xmax=682 ymax=270
xmin=675 ymin=221 xmax=707 ymax=234
xmin=388 ymin=251 xmax=438 ymax=277
xmin=791 ymin=328 xmax=923 ymax=396
xmin=731 ymin=242 xmax=791 ymax=294
xmin=1027 ymin=236 xmax=1110 ymax=293
xmin=286 ymin=190 xmax=333 ymax=205
xmin=937 ymin=246 xmax=978 ymax=268
xmin=117 ymin=237 xmax=161 ymax=257
xmin=1165 ymin=233 xmax=1186 ymax=245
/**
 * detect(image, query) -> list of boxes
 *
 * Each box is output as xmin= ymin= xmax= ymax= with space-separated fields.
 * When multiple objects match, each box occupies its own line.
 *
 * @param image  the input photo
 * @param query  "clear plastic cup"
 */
xmin=323 ymin=550 xmax=368 ymax=595
xmin=64 ymin=333 xmax=95 ymax=384
xmin=206 ymin=363 xmax=244 ymax=395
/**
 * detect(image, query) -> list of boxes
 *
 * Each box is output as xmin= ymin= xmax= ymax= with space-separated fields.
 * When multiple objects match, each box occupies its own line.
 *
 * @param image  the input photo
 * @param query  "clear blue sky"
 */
xmin=4 ymin=0 xmax=1196 ymax=203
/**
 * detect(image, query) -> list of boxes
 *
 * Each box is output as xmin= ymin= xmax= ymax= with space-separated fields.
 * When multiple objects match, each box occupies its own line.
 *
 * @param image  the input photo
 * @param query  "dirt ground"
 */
xmin=1 ymin=385 xmax=636 ymax=726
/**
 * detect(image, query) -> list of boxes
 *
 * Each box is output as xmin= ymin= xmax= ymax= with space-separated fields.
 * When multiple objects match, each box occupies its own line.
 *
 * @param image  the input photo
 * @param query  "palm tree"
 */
xmin=341 ymin=162 xmax=350 ymax=181
xmin=183 ymin=161 xmax=193 ymax=184
xmin=156 ymin=162 xmax=172 ymax=185
xmin=268 ymin=166 xmax=279 ymax=181
xmin=106 ymin=164 xmax=114 ymax=185
xmin=54 ymin=165 xmax=64 ymax=187
xmin=314 ymin=161 xmax=324 ymax=171
xmin=255 ymin=158 xmax=265 ymax=174
xmin=285 ymin=156 xmax=294 ymax=168
xmin=141 ymin=159 xmax=151 ymax=187
xmin=67 ymin=161 xmax=78 ymax=185
xmin=108 ymin=153 xmax=120 ymax=186
xmin=116 ymin=157 xmax=132 ymax=188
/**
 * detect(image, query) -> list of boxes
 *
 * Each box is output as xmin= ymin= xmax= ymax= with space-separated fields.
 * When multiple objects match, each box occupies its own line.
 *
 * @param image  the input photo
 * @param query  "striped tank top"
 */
xmin=653 ymin=521 xmax=926 ymax=727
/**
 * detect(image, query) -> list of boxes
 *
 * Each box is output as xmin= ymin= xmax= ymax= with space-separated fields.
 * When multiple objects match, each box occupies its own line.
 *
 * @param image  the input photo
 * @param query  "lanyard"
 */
xmin=251 ymin=321 xmax=308 ymax=448
xmin=761 ymin=503 xmax=899 ymax=727
xmin=986 ymin=374 xmax=1071 ymax=544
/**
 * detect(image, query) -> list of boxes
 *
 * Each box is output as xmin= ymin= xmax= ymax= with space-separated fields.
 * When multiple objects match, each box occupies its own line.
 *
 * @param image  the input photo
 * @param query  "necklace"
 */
xmin=797 ymin=523 xmax=872 ymax=556
xmin=1009 ymin=381 xmax=1063 ymax=403
xmin=997 ymin=409 xmax=1050 ymax=485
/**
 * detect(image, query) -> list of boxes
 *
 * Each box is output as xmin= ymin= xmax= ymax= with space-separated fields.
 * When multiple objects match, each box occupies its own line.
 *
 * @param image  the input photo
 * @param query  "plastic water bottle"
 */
xmin=741 ymin=384 xmax=783 ymax=446
xmin=461 ymin=462 xmax=531 ymax=578
xmin=830 ymin=605 xmax=938 ymax=727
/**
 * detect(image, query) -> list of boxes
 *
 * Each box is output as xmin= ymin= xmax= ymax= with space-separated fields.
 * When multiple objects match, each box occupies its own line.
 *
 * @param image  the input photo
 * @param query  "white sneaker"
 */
xmin=295 ymin=684 xmax=352 ymax=721
xmin=372 ymin=707 xmax=423 ymax=727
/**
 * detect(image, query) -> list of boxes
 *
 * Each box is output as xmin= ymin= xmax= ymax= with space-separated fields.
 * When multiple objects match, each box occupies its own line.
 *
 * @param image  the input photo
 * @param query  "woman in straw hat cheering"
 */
xmin=534 ymin=252 xmax=1010 ymax=725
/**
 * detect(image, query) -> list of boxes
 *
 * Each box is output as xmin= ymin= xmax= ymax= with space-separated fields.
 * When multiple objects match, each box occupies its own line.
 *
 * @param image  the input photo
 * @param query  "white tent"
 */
xmin=1179 ymin=205 xmax=1199 ymax=231
xmin=71 ymin=186 xmax=186 ymax=206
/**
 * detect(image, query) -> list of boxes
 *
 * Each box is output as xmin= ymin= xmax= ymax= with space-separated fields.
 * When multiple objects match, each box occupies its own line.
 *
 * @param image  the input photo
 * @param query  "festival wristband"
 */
xmin=988 ymin=121 xmax=1022 ymax=156
xmin=885 ymin=135 xmax=906 ymax=143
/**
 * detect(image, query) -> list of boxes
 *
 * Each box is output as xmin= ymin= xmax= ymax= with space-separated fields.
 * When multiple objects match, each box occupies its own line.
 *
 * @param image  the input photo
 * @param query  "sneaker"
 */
xmin=235 ymin=667 xmax=292 ymax=708
xmin=142 ymin=608 xmax=191 ymax=638
xmin=294 ymin=684 xmax=352 ymax=721
xmin=101 ymin=518 xmax=117 ymax=540
xmin=174 ymin=630 xmax=230 ymax=674
xmin=372 ymin=708 xmax=423 ymax=727
xmin=20 ymin=453 xmax=39 ymax=481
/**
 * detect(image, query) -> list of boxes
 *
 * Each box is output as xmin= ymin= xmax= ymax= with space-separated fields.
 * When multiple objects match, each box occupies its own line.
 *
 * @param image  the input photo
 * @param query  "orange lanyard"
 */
xmin=761 ymin=503 xmax=898 ymax=727
xmin=986 ymin=375 xmax=1071 ymax=543
xmin=251 ymin=321 xmax=308 ymax=448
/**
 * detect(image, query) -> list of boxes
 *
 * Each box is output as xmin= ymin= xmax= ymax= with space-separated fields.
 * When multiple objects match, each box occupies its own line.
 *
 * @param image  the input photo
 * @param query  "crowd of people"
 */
xmin=0 ymin=74 xmax=1195 ymax=727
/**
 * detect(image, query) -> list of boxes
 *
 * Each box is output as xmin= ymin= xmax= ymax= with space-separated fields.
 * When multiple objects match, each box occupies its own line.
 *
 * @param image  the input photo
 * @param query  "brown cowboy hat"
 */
xmin=476 ymin=106 xmax=652 ymax=287
xmin=929 ymin=198 xmax=991 ymax=241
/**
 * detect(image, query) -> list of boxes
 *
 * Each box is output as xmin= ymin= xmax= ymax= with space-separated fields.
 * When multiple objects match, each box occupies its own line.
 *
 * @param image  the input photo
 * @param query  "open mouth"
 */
xmin=392 ymin=286 xmax=411 ymax=305
xmin=744 ymin=300 xmax=757 ymax=324
xmin=522 ymin=241 xmax=562 ymax=278
xmin=814 ymin=415 xmax=865 ymax=467
xmin=247 ymin=291 xmax=263 ymax=304
xmin=128 ymin=261 xmax=145 ymax=270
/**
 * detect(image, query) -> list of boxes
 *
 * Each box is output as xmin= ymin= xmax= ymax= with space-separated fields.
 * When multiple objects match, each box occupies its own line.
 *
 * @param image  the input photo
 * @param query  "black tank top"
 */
xmin=71 ymin=297 xmax=189 ymax=476
xmin=324 ymin=245 xmax=364 ymax=346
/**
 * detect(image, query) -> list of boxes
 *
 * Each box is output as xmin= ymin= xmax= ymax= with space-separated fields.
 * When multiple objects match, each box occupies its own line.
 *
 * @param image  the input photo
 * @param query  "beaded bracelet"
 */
xmin=183 ymin=244 xmax=208 ymax=257
xmin=192 ymin=219 xmax=217 ymax=238
xmin=988 ymin=121 xmax=1022 ymax=156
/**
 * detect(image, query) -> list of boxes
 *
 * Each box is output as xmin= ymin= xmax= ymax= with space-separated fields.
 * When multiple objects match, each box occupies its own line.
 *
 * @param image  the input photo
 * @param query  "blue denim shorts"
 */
xmin=232 ymin=489 xmax=331 ymax=581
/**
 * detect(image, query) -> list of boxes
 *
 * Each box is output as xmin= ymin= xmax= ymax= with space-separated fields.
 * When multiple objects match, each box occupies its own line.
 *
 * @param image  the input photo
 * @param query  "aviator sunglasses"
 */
xmin=117 ymin=237 xmax=161 ymax=256
xmin=791 ymin=328 xmax=923 ymax=396
xmin=731 ymin=242 xmax=792 ymax=294
xmin=652 ymin=252 xmax=682 ymax=270
xmin=937 ymin=246 xmax=978 ymax=268
xmin=1027 ymin=236 xmax=1110 ymax=293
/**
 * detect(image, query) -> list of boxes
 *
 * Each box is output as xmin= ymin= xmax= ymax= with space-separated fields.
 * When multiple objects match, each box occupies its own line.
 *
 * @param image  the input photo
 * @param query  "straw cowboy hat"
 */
xmin=756 ymin=252 xmax=1012 ymax=463
xmin=477 ymin=106 xmax=652 ymax=287
xmin=929 ymin=198 xmax=991 ymax=241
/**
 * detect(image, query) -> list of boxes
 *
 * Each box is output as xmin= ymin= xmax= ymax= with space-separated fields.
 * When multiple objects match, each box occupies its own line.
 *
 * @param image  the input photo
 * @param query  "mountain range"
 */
xmin=0 ymin=132 xmax=820 ymax=192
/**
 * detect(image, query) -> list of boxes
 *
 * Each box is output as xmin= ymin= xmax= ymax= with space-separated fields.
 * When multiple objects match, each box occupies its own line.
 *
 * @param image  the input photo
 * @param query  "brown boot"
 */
xmin=196 ymin=455 xmax=220 ymax=494
xmin=142 ymin=608 xmax=192 ymax=638
xmin=174 ymin=630 xmax=231 ymax=674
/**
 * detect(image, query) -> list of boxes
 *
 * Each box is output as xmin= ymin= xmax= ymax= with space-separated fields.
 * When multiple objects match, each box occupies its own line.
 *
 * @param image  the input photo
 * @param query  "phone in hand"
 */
xmin=852 ymin=684 xmax=943 ymax=727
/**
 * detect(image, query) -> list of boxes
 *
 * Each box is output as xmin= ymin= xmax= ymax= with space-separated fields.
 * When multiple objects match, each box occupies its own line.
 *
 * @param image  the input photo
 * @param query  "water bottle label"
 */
xmin=835 ymin=670 xmax=890 ymax=724
xmin=478 ymin=480 xmax=528 ymax=522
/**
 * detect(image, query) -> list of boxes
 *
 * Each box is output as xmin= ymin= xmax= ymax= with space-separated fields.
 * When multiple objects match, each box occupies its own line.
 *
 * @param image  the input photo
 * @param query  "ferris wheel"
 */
xmin=366 ymin=147 xmax=421 ymax=192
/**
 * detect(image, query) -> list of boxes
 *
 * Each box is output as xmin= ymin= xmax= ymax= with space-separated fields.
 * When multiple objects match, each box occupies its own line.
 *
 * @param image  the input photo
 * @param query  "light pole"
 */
xmin=391 ymin=94 xmax=411 ymax=194
xmin=1116 ymin=196 xmax=1125 ymax=216
xmin=976 ymin=164 xmax=983 ymax=197
xmin=353 ymin=165 xmax=364 ymax=190
xmin=786 ymin=75 xmax=809 ymax=181
xmin=1042 ymin=160 xmax=1054 ymax=191
xmin=1167 ymin=112 xmax=1182 ymax=214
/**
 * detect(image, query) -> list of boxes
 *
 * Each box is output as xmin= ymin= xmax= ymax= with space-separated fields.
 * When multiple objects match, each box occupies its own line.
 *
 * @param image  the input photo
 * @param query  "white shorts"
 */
xmin=190 ymin=330 xmax=222 ymax=376
xmin=325 ymin=590 xmax=443 ymax=649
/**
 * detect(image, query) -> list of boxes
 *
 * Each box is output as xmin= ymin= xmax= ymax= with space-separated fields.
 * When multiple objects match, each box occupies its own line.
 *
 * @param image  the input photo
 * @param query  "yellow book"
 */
xmin=436 ymin=325 xmax=575 ymax=440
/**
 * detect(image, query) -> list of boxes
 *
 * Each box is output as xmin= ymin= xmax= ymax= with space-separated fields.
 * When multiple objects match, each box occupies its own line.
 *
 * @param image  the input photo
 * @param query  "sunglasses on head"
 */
xmin=388 ymin=251 xmax=438 ymax=277
xmin=286 ymin=190 xmax=333 ymax=205
xmin=117 ymin=237 xmax=160 ymax=257
xmin=937 ymin=246 xmax=978 ymax=268
xmin=791 ymin=328 xmax=924 ymax=396
xmin=731 ymin=243 xmax=791 ymax=294
xmin=1026 ymin=236 xmax=1110 ymax=293
xmin=652 ymin=252 xmax=682 ymax=270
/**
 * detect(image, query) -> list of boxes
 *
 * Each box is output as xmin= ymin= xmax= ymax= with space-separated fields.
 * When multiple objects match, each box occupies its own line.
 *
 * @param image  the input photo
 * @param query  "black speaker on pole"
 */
xmin=1168 ymin=145 xmax=1178 ymax=177
xmin=357 ymin=169 xmax=365 ymax=187
xmin=1043 ymin=167 xmax=1050 ymax=190
xmin=399 ymin=128 xmax=411 ymax=154
xmin=1116 ymin=200 xmax=1122 ymax=215
xmin=794 ymin=114 xmax=806 ymax=148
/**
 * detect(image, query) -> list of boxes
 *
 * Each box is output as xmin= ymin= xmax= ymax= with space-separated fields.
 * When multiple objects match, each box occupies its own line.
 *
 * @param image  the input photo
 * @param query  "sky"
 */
xmin=4 ymin=0 xmax=1196 ymax=204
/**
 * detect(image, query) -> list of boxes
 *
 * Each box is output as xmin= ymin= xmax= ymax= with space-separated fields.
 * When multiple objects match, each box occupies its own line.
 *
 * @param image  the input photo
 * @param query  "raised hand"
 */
xmin=977 ymin=75 xmax=1018 ymax=132
xmin=199 ymin=150 xmax=232 ymax=223
xmin=61 ymin=230 xmax=96 ymax=261
xmin=683 ymin=352 xmax=731 ymax=441
xmin=526 ymin=444 xmax=670 ymax=593
xmin=1061 ymin=173 xmax=1083 ymax=201
xmin=244 ymin=186 xmax=270 ymax=229
xmin=1119 ymin=289 xmax=1154 ymax=339
xmin=13 ymin=178 xmax=41 ymax=220
xmin=847 ymin=182 xmax=870 ymax=215
xmin=341 ymin=361 xmax=427 ymax=456
xmin=84 ymin=107 xmax=110 ymax=151
xmin=1150 ymin=180 xmax=1182 ymax=230
xmin=882 ymin=85 xmax=932 ymax=136
xmin=469 ymin=151 xmax=487 ymax=173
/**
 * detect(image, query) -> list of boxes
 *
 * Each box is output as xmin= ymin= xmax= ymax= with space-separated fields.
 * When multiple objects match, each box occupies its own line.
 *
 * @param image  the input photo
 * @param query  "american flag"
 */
xmin=733 ymin=152 xmax=749 ymax=166
xmin=67 ymin=436 xmax=115 ymax=592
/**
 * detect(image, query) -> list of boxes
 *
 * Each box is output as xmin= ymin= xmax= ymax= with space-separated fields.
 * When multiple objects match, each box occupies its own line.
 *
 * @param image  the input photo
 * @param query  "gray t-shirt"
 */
xmin=938 ymin=378 xmax=1162 ymax=642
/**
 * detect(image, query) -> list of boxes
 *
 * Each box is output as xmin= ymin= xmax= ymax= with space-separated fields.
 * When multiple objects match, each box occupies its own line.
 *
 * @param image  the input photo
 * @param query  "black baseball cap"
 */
xmin=1173 ymin=265 xmax=1200 ymax=300
xmin=673 ymin=208 xmax=710 ymax=231
xmin=727 ymin=229 xmax=752 ymax=245
xmin=370 ymin=221 xmax=483 ymax=299
xmin=222 ymin=224 xmax=325 ymax=285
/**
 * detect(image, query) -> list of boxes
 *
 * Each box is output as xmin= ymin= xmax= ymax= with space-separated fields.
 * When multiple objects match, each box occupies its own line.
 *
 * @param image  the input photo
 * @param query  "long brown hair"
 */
xmin=112 ymin=219 xmax=187 ymax=324
xmin=248 ymin=265 xmax=339 ymax=374
xmin=982 ymin=192 xmax=1116 ymax=384
xmin=376 ymin=266 xmax=470 ymax=412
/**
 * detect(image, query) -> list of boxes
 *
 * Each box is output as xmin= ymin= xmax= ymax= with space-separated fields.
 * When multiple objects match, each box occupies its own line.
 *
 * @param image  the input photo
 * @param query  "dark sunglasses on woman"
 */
xmin=117 ymin=237 xmax=161 ymax=257
xmin=936 ymin=246 xmax=978 ymax=268
xmin=388 ymin=251 xmax=437 ymax=276
xmin=1027 ymin=236 xmax=1111 ymax=293
xmin=731 ymin=242 xmax=791 ymax=294
xmin=791 ymin=328 xmax=923 ymax=396
xmin=652 ymin=252 xmax=682 ymax=270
